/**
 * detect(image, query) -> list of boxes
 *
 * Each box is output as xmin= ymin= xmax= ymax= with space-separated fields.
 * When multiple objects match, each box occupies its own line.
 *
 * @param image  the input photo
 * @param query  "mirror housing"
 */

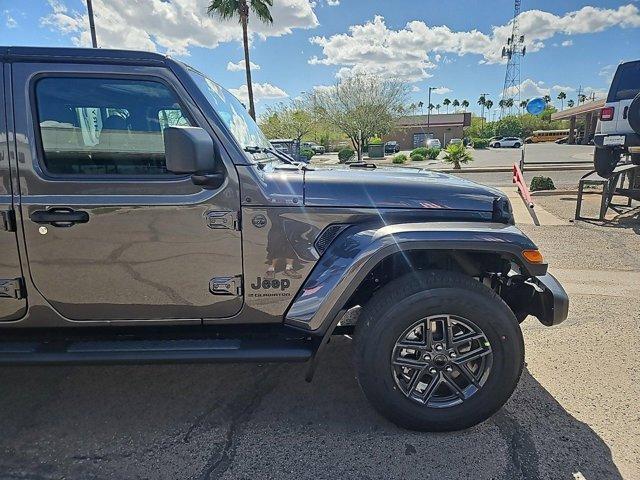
xmin=164 ymin=126 xmax=216 ymax=174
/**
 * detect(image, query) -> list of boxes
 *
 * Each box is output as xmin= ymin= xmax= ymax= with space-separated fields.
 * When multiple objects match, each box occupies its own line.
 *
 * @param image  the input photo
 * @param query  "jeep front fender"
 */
xmin=285 ymin=222 xmax=546 ymax=334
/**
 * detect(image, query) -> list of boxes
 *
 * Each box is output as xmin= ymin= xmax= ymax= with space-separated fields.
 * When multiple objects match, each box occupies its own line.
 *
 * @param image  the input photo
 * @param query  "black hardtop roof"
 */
xmin=0 ymin=46 xmax=170 ymax=65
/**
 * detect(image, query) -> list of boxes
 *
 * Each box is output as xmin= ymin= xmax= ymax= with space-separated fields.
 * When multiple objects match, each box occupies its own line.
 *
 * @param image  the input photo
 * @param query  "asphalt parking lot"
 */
xmin=1 ymin=175 xmax=638 ymax=479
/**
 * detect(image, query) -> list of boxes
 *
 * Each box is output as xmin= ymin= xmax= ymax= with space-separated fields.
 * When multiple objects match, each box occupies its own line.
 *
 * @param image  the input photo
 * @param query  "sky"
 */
xmin=1 ymin=0 xmax=638 ymax=117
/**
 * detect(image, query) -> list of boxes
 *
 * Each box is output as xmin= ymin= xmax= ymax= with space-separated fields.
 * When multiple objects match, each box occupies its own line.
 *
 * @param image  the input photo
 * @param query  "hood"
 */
xmin=303 ymin=166 xmax=506 ymax=213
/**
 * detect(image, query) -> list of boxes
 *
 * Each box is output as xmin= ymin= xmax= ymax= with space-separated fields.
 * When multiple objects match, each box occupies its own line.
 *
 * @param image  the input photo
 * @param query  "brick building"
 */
xmin=383 ymin=113 xmax=472 ymax=150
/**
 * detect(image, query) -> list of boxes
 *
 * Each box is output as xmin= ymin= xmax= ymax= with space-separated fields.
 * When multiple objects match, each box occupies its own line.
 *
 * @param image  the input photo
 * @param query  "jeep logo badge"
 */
xmin=250 ymin=276 xmax=290 ymax=291
xmin=252 ymin=214 xmax=267 ymax=228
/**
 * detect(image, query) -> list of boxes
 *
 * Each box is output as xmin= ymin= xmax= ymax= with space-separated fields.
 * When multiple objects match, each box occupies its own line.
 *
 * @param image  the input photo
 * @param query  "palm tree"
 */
xmin=442 ymin=143 xmax=473 ymax=170
xmin=519 ymin=100 xmax=527 ymax=113
xmin=436 ymin=104 xmax=441 ymax=113
xmin=543 ymin=95 xmax=552 ymax=105
xmin=578 ymin=94 xmax=586 ymax=104
xmin=567 ymin=99 xmax=575 ymax=108
xmin=452 ymin=99 xmax=460 ymax=112
xmin=505 ymin=98 xmax=514 ymax=114
xmin=485 ymin=99 xmax=493 ymax=112
xmin=477 ymin=95 xmax=486 ymax=108
xmin=557 ymin=91 xmax=566 ymax=110
xmin=428 ymin=103 xmax=435 ymax=112
xmin=461 ymin=100 xmax=469 ymax=111
xmin=498 ymin=99 xmax=506 ymax=117
xmin=443 ymin=98 xmax=451 ymax=113
xmin=207 ymin=0 xmax=274 ymax=120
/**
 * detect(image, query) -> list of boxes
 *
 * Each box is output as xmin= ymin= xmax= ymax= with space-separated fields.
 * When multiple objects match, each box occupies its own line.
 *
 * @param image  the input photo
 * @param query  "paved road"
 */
xmin=1 ymin=194 xmax=638 ymax=479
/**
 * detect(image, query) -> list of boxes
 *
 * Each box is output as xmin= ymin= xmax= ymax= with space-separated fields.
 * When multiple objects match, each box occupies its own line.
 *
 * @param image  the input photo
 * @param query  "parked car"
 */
xmin=490 ymin=137 xmax=523 ymax=148
xmin=594 ymin=59 xmax=640 ymax=177
xmin=384 ymin=141 xmax=400 ymax=154
xmin=0 ymin=46 xmax=568 ymax=433
xmin=301 ymin=141 xmax=326 ymax=155
xmin=448 ymin=138 xmax=463 ymax=147
xmin=426 ymin=138 xmax=441 ymax=149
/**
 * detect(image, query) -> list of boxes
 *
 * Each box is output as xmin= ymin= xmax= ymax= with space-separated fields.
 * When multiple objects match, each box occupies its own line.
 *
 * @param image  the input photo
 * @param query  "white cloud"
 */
xmin=583 ymin=86 xmax=608 ymax=100
xmin=40 ymin=0 xmax=318 ymax=56
xmin=326 ymin=0 xmax=340 ymax=5
xmin=308 ymin=4 xmax=640 ymax=80
xmin=432 ymin=87 xmax=451 ymax=95
xmin=599 ymin=64 xmax=616 ymax=84
xmin=552 ymin=84 xmax=575 ymax=93
xmin=227 ymin=60 xmax=261 ymax=72
xmin=503 ymin=79 xmax=550 ymax=99
xmin=4 ymin=10 xmax=17 ymax=28
xmin=411 ymin=86 xmax=421 ymax=92
xmin=229 ymin=83 xmax=289 ymax=104
xmin=561 ymin=40 xmax=573 ymax=47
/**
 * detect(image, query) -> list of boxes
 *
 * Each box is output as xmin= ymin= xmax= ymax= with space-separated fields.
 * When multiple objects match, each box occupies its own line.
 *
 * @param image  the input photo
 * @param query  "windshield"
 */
xmin=188 ymin=69 xmax=271 ymax=159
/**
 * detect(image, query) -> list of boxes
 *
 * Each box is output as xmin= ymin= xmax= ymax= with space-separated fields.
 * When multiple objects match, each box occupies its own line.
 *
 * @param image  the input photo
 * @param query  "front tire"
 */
xmin=493 ymin=143 xmax=501 ymax=148
xmin=354 ymin=271 xmax=524 ymax=432
xmin=513 ymin=143 xmax=521 ymax=148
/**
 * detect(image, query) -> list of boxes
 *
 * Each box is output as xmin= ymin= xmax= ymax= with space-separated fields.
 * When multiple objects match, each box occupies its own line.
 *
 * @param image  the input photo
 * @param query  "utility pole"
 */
xmin=87 ymin=0 xmax=98 ymax=48
xmin=500 ymin=1 xmax=525 ymax=108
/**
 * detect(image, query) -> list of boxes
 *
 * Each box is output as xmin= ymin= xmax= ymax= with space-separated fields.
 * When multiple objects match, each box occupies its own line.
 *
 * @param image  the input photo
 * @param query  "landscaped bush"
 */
xmin=410 ymin=153 xmax=426 ymax=162
xmin=530 ymin=176 xmax=556 ymax=191
xmin=442 ymin=144 xmax=473 ymax=169
xmin=411 ymin=147 xmax=429 ymax=157
xmin=338 ymin=147 xmax=356 ymax=163
xmin=299 ymin=147 xmax=314 ymax=161
xmin=392 ymin=153 xmax=407 ymax=164
xmin=368 ymin=136 xmax=383 ymax=145
xmin=426 ymin=147 xmax=441 ymax=159
xmin=472 ymin=138 xmax=490 ymax=149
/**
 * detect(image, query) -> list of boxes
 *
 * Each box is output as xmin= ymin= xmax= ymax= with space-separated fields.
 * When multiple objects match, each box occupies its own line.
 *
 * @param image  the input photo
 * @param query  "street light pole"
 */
xmin=426 ymin=87 xmax=434 ymax=145
xmin=87 ymin=0 xmax=98 ymax=48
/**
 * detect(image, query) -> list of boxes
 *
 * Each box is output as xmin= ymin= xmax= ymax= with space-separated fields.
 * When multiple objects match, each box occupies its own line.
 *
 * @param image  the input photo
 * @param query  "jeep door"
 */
xmin=0 ymin=62 xmax=27 ymax=321
xmin=12 ymin=61 xmax=243 ymax=321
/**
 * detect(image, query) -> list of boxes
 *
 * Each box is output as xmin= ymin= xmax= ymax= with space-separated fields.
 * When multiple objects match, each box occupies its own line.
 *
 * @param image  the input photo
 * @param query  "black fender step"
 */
xmin=0 ymin=336 xmax=314 ymax=365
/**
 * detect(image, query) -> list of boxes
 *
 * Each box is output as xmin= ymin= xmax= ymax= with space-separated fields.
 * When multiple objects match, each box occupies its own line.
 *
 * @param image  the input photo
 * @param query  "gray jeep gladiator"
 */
xmin=0 ymin=47 xmax=568 ymax=431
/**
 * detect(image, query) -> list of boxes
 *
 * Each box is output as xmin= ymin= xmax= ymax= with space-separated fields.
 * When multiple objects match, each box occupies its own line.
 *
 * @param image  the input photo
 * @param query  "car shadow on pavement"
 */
xmin=0 ymin=338 xmax=623 ymax=480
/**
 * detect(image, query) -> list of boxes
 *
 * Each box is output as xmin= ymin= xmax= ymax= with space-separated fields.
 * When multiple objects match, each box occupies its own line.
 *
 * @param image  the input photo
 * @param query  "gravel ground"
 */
xmin=0 ymin=196 xmax=638 ymax=480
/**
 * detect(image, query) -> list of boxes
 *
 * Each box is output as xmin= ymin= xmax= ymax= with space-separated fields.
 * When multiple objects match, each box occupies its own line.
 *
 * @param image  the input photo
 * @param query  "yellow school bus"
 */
xmin=525 ymin=129 xmax=574 ymax=143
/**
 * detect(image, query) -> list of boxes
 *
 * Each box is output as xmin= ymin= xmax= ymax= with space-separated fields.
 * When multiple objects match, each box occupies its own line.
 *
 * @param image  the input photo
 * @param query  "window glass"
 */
xmin=612 ymin=62 xmax=640 ymax=101
xmin=35 ymin=77 xmax=191 ymax=176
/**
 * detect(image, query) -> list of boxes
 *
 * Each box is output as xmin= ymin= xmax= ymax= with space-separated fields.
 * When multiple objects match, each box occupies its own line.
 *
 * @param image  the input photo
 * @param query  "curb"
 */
xmin=530 ymin=189 xmax=578 ymax=196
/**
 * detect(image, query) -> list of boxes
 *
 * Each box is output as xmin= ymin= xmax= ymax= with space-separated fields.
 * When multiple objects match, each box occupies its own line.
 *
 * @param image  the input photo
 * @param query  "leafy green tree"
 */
xmin=443 ymin=98 xmax=451 ymax=113
xmin=207 ymin=0 xmax=274 ymax=120
xmin=519 ymin=100 xmax=527 ymax=112
xmin=259 ymin=99 xmax=315 ymax=143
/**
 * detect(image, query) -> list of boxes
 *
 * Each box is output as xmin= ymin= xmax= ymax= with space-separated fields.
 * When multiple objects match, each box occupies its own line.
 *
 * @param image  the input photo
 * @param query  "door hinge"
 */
xmin=1 ymin=210 xmax=16 ymax=232
xmin=0 ymin=278 xmax=25 ymax=299
xmin=206 ymin=211 xmax=240 ymax=231
xmin=209 ymin=275 xmax=243 ymax=296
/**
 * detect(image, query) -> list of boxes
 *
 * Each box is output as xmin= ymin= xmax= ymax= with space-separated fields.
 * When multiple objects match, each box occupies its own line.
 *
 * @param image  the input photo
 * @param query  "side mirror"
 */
xmin=164 ymin=126 xmax=224 ymax=189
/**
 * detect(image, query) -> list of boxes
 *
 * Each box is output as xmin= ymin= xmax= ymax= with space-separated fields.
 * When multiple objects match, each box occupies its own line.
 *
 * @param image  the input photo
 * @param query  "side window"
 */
xmin=34 ymin=77 xmax=192 ymax=176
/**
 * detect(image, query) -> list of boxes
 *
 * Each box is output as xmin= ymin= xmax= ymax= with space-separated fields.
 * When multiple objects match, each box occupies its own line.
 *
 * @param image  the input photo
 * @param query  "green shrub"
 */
xmin=426 ymin=147 xmax=441 ymax=159
xmin=392 ymin=153 xmax=407 ymax=164
xmin=472 ymin=138 xmax=489 ymax=149
xmin=530 ymin=176 xmax=556 ymax=191
xmin=411 ymin=147 xmax=429 ymax=157
xmin=299 ymin=147 xmax=314 ymax=161
xmin=368 ymin=136 xmax=383 ymax=145
xmin=442 ymin=144 xmax=473 ymax=169
xmin=410 ymin=153 xmax=426 ymax=161
xmin=338 ymin=147 xmax=356 ymax=163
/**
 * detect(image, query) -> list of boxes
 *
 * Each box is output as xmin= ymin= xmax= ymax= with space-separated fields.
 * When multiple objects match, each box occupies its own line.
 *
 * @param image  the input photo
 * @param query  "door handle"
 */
xmin=623 ymin=106 xmax=629 ymax=119
xmin=30 ymin=208 xmax=89 ymax=227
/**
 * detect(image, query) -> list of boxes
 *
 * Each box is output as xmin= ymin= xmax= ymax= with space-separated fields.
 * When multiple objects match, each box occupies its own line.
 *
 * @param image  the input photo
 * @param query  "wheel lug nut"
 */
xmin=423 ymin=354 xmax=431 ymax=361
xmin=445 ymin=366 xmax=453 ymax=372
xmin=429 ymin=368 xmax=437 ymax=374
xmin=435 ymin=344 xmax=444 ymax=351
xmin=450 ymin=352 xmax=457 ymax=358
